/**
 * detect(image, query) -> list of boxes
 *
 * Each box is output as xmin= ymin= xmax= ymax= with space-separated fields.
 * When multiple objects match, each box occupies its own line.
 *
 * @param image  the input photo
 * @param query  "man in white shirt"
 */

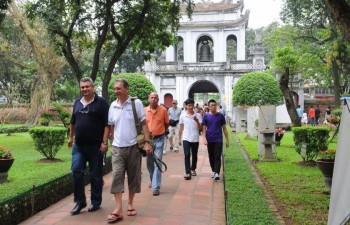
xmin=178 ymin=98 xmax=202 ymax=180
xmin=168 ymin=100 xmax=182 ymax=152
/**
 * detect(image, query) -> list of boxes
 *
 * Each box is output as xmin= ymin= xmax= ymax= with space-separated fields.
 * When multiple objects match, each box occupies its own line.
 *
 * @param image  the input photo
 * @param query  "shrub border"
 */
xmin=0 ymin=156 xmax=112 ymax=224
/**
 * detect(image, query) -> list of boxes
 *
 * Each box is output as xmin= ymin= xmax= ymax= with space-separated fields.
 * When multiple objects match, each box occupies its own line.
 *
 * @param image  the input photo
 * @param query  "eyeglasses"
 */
xmin=79 ymin=105 xmax=89 ymax=114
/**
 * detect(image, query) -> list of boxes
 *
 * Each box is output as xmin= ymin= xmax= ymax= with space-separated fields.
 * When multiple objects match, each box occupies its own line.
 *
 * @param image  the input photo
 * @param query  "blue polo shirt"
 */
xmin=70 ymin=94 xmax=109 ymax=145
xmin=202 ymin=113 xmax=226 ymax=143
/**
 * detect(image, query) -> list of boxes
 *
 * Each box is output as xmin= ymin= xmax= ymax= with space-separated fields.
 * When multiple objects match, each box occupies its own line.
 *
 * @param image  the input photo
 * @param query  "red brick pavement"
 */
xmin=20 ymin=142 xmax=226 ymax=225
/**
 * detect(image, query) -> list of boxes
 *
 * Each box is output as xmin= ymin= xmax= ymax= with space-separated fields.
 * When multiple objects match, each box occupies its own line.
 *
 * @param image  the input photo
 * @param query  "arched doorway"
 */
xmin=188 ymin=80 xmax=220 ymax=107
xmin=164 ymin=93 xmax=173 ymax=108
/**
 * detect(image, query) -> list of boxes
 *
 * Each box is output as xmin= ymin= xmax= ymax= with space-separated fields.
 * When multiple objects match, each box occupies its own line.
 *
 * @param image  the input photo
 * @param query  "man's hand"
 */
xmin=100 ymin=143 xmax=108 ymax=154
xmin=144 ymin=142 xmax=153 ymax=155
xmin=68 ymin=138 xmax=73 ymax=148
xmin=226 ymin=142 xmax=229 ymax=148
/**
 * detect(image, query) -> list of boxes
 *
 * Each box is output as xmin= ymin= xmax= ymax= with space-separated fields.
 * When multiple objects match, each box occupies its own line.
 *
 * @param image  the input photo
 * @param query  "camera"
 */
xmin=139 ymin=148 xmax=147 ymax=157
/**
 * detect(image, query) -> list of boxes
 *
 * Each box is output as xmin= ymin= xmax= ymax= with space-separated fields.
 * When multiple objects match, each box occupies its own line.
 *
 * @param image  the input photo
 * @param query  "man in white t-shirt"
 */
xmin=178 ymin=98 xmax=202 ymax=180
xmin=168 ymin=100 xmax=182 ymax=152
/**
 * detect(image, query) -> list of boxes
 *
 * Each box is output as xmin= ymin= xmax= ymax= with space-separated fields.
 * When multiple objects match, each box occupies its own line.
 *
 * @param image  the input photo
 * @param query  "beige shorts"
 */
xmin=110 ymin=144 xmax=142 ymax=194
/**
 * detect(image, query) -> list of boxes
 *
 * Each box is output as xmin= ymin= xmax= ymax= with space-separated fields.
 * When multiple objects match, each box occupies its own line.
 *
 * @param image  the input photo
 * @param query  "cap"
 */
xmin=172 ymin=100 xmax=178 ymax=104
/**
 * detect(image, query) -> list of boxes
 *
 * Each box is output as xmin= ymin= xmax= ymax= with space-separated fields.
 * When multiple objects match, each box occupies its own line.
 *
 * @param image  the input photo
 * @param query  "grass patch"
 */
xmin=0 ymin=132 xmax=111 ymax=202
xmin=224 ymin=131 xmax=277 ymax=225
xmin=236 ymin=131 xmax=336 ymax=224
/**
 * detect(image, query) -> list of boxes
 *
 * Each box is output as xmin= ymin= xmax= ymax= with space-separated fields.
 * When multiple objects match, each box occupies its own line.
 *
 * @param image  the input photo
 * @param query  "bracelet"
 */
xmin=102 ymin=140 xmax=108 ymax=145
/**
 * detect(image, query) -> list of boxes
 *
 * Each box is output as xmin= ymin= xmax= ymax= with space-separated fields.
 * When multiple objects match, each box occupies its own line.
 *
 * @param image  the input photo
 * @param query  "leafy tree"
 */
xmin=325 ymin=0 xmax=350 ymax=44
xmin=0 ymin=0 xmax=10 ymax=23
xmin=232 ymin=72 xmax=283 ymax=106
xmin=109 ymin=73 xmax=155 ymax=106
xmin=280 ymin=0 xmax=350 ymax=107
xmin=27 ymin=0 xmax=194 ymax=102
xmin=9 ymin=1 xmax=66 ymax=124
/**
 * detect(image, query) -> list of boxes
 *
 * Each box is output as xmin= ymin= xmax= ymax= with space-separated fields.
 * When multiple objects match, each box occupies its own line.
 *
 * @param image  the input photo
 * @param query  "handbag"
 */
xmin=131 ymin=98 xmax=167 ymax=172
xmin=169 ymin=119 xmax=179 ymax=127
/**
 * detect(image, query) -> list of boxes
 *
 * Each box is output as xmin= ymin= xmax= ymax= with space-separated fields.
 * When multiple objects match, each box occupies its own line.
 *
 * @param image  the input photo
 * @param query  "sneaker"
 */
xmin=191 ymin=170 xmax=197 ymax=176
xmin=163 ymin=151 xmax=166 ymax=155
xmin=174 ymin=149 xmax=179 ymax=153
xmin=153 ymin=190 xmax=160 ymax=196
xmin=211 ymin=172 xmax=215 ymax=178
xmin=184 ymin=174 xmax=191 ymax=180
xmin=214 ymin=173 xmax=220 ymax=181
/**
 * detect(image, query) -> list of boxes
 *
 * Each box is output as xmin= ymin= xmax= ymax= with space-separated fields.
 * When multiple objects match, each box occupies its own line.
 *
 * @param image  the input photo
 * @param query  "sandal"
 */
xmin=107 ymin=213 xmax=123 ymax=223
xmin=127 ymin=209 xmax=137 ymax=216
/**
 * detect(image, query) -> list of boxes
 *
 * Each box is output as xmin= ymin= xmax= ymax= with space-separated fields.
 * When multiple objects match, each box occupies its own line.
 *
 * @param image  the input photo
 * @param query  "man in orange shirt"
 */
xmin=309 ymin=106 xmax=316 ymax=126
xmin=144 ymin=92 xmax=169 ymax=196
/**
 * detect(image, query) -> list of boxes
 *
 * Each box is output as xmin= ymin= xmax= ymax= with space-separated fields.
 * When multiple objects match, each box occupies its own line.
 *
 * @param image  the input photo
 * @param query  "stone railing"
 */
xmin=145 ymin=61 xmax=254 ymax=72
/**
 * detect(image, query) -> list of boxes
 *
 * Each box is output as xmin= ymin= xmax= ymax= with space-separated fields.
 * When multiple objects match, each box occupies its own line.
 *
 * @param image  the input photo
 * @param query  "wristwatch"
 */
xmin=102 ymin=140 xmax=108 ymax=145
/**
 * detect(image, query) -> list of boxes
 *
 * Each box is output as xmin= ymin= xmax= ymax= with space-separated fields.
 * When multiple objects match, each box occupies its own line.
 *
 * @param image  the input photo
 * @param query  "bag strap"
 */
xmin=151 ymin=154 xmax=167 ymax=173
xmin=131 ymin=97 xmax=142 ymax=135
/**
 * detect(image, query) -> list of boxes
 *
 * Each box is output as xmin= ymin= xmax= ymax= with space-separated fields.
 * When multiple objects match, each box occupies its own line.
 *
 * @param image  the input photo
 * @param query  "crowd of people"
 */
xmin=68 ymin=77 xmax=229 ymax=223
xmin=296 ymin=104 xmax=332 ymax=126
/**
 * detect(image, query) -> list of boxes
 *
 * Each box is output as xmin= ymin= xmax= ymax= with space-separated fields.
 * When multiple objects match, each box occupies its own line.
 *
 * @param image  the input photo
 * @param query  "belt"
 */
xmin=153 ymin=133 xmax=164 ymax=139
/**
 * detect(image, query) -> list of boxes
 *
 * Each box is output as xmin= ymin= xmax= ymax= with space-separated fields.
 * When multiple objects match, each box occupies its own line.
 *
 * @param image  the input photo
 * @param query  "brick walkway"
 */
xmin=20 ymin=142 xmax=226 ymax=225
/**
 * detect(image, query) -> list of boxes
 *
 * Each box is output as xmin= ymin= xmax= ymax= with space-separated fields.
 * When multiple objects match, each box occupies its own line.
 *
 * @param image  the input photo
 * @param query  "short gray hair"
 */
xmin=80 ymin=77 xmax=94 ymax=86
xmin=115 ymin=78 xmax=129 ymax=88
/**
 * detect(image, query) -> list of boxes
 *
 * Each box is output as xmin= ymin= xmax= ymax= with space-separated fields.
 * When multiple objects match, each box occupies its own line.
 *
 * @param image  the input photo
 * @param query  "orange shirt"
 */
xmin=144 ymin=105 xmax=169 ymax=136
xmin=309 ymin=108 xmax=315 ymax=118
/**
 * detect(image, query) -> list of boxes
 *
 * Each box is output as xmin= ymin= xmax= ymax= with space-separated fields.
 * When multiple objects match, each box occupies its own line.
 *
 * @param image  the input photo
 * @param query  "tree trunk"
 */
xmin=279 ymin=67 xmax=302 ymax=127
xmin=325 ymin=0 xmax=350 ymax=43
xmin=26 ymin=71 xmax=55 ymax=125
xmin=331 ymin=60 xmax=341 ymax=107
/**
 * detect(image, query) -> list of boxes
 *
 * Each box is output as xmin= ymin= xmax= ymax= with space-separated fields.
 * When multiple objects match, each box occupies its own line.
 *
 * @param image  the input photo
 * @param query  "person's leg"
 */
xmin=106 ymin=193 xmax=123 ymax=219
xmin=173 ymin=125 xmax=180 ymax=152
xmin=183 ymin=140 xmax=191 ymax=176
xmin=150 ymin=136 xmax=164 ymax=192
xmin=207 ymin=142 xmax=215 ymax=177
xmin=126 ymin=144 xmax=141 ymax=213
xmin=213 ymin=142 xmax=223 ymax=174
xmin=163 ymin=135 xmax=168 ymax=154
xmin=190 ymin=142 xmax=199 ymax=172
xmin=71 ymin=144 xmax=87 ymax=205
xmin=168 ymin=126 xmax=176 ymax=150
xmin=87 ymin=144 xmax=103 ymax=206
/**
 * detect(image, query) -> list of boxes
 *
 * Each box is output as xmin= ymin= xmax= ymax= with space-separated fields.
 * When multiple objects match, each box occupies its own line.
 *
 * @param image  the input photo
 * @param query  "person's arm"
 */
xmin=141 ymin=119 xmax=153 ymax=155
xmin=194 ymin=115 xmax=202 ymax=130
xmin=202 ymin=125 xmax=207 ymax=145
xmin=222 ymin=125 xmax=229 ymax=148
xmin=178 ymin=124 xmax=184 ymax=146
xmin=100 ymin=125 xmax=110 ymax=153
xmin=68 ymin=123 xmax=74 ymax=148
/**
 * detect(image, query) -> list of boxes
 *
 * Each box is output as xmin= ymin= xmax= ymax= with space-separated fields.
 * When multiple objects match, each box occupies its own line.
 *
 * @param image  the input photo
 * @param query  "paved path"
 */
xmin=21 ymin=142 xmax=226 ymax=225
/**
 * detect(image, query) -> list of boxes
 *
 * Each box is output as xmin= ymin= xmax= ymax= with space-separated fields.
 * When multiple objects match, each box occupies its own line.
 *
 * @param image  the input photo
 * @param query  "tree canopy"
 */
xmin=27 ymin=0 xmax=194 ymax=101
xmin=232 ymin=72 xmax=283 ymax=107
xmin=109 ymin=73 xmax=155 ymax=106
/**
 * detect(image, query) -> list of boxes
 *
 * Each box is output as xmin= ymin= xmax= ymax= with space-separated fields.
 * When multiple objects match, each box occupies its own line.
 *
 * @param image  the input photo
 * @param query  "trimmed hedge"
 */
xmin=292 ymin=126 xmax=330 ymax=161
xmin=0 ymin=125 xmax=29 ymax=135
xmin=29 ymin=127 xmax=67 ymax=159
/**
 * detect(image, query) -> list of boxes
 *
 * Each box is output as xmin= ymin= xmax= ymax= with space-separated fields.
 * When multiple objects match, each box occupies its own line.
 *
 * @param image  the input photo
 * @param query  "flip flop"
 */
xmin=127 ymin=209 xmax=137 ymax=216
xmin=107 ymin=213 xmax=123 ymax=223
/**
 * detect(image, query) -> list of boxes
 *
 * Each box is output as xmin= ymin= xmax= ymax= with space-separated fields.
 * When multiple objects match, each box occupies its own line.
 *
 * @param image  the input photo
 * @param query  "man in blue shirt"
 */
xmin=296 ymin=105 xmax=303 ymax=120
xmin=202 ymin=99 xmax=229 ymax=181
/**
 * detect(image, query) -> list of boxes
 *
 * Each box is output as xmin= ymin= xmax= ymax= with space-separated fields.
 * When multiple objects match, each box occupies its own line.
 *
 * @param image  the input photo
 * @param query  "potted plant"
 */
xmin=275 ymin=127 xmax=285 ymax=146
xmin=0 ymin=146 xmax=15 ymax=184
xmin=316 ymin=149 xmax=335 ymax=191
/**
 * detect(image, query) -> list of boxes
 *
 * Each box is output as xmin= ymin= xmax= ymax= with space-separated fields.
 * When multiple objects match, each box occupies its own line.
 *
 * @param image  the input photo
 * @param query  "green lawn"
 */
xmin=224 ymin=131 xmax=278 ymax=225
xmin=0 ymin=132 xmax=72 ymax=202
xmin=235 ymin=131 xmax=336 ymax=225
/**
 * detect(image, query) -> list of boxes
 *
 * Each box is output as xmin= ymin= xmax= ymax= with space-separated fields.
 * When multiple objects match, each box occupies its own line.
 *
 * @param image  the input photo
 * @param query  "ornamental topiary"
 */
xmin=29 ymin=127 xmax=67 ymax=160
xmin=232 ymin=72 xmax=283 ymax=106
xmin=109 ymin=73 xmax=156 ymax=106
xmin=292 ymin=126 xmax=330 ymax=161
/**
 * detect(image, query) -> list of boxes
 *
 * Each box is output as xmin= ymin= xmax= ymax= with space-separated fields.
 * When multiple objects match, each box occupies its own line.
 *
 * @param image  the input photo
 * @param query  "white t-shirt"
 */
xmin=179 ymin=112 xmax=202 ymax=142
xmin=108 ymin=97 xmax=146 ymax=147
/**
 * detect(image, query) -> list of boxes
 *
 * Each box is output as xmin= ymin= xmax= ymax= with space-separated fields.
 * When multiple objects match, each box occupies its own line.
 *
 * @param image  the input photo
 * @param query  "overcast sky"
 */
xmin=244 ymin=0 xmax=282 ymax=29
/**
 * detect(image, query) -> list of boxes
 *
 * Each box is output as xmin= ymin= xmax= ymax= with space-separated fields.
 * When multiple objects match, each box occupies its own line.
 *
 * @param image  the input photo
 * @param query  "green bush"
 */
xmin=109 ymin=73 xmax=156 ymax=105
xmin=0 ymin=125 xmax=29 ymax=135
xmin=232 ymin=71 xmax=283 ymax=106
xmin=332 ymin=108 xmax=342 ymax=117
xmin=292 ymin=127 xmax=330 ymax=161
xmin=29 ymin=127 xmax=67 ymax=159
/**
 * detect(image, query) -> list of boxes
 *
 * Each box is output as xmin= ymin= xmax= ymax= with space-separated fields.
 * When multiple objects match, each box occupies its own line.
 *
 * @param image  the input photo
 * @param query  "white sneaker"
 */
xmin=163 ymin=151 xmax=166 ymax=155
xmin=211 ymin=172 xmax=215 ymax=178
xmin=214 ymin=173 xmax=220 ymax=180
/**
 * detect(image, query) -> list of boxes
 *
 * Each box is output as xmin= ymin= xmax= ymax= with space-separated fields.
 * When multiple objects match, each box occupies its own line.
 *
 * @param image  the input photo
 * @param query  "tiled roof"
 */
xmin=181 ymin=1 xmax=240 ymax=12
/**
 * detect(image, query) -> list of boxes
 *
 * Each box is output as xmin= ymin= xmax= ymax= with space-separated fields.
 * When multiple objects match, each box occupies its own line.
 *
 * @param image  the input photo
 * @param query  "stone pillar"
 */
xmin=258 ymin=105 xmax=277 ymax=161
